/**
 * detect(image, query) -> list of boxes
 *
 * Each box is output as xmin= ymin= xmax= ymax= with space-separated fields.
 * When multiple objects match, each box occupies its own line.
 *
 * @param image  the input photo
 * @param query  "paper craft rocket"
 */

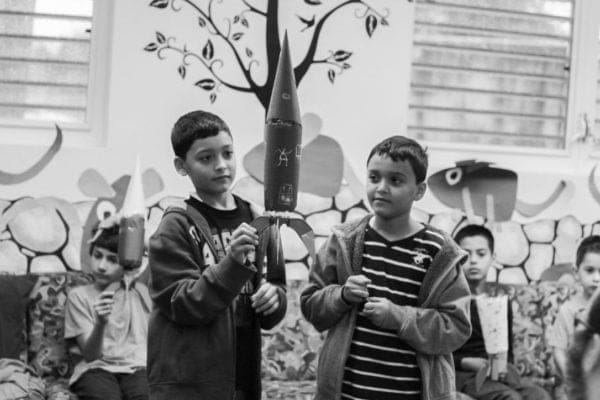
xmin=118 ymin=157 xmax=146 ymax=270
xmin=250 ymin=33 xmax=315 ymax=266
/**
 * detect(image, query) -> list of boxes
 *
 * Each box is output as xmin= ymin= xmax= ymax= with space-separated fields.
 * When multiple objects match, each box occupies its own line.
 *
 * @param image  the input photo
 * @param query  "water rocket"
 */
xmin=250 ymin=33 xmax=315 ymax=265
xmin=118 ymin=156 xmax=146 ymax=270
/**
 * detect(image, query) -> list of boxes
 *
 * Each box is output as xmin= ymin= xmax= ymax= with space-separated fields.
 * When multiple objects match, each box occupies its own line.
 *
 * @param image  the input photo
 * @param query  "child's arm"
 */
xmin=301 ymin=236 xmax=369 ymax=332
xmin=149 ymin=216 xmax=256 ymax=325
xmin=361 ymin=262 xmax=471 ymax=354
xmin=548 ymin=304 xmax=575 ymax=378
xmin=253 ymin=224 xmax=287 ymax=329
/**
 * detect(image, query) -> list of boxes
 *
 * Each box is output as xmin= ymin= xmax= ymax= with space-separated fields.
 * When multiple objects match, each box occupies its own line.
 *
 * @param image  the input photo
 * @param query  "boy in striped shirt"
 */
xmin=301 ymin=135 xmax=472 ymax=400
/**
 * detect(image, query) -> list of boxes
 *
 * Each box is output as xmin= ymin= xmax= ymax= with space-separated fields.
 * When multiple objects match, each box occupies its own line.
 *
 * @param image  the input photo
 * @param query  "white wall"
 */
xmin=1 ymin=0 xmax=599 ymax=225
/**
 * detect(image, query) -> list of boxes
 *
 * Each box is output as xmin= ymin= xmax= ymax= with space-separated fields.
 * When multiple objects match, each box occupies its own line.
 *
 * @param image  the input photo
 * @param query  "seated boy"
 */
xmin=301 ymin=135 xmax=472 ymax=400
xmin=453 ymin=224 xmax=551 ymax=400
xmin=549 ymin=235 xmax=600 ymax=398
xmin=64 ymin=220 xmax=151 ymax=400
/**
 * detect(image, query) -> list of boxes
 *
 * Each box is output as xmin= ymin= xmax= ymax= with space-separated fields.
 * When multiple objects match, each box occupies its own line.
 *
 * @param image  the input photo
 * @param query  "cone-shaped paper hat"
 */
xmin=121 ymin=156 xmax=146 ymax=219
xmin=266 ymin=32 xmax=301 ymax=124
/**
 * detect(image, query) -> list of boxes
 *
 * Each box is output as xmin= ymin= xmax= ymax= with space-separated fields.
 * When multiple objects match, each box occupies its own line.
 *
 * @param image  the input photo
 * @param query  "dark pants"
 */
xmin=71 ymin=368 xmax=149 ymax=400
xmin=456 ymin=370 xmax=551 ymax=400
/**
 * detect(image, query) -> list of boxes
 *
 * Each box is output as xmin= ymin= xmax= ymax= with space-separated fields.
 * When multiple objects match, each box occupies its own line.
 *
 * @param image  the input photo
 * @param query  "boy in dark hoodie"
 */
xmin=301 ymin=135 xmax=471 ymax=400
xmin=147 ymin=110 xmax=287 ymax=400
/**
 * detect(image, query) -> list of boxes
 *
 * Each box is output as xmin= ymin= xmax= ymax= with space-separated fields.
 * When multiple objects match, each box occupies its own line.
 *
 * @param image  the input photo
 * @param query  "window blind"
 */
xmin=408 ymin=0 xmax=574 ymax=149
xmin=0 ymin=0 xmax=93 ymax=125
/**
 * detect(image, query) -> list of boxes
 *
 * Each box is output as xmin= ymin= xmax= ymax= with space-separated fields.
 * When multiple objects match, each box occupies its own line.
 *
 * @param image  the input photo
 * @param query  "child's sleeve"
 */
xmin=149 ymin=214 xmax=256 ymax=325
xmin=64 ymin=289 xmax=93 ymax=345
xmin=387 ymin=256 xmax=471 ymax=355
xmin=300 ymin=234 xmax=354 ymax=332
xmin=548 ymin=303 xmax=574 ymax=351
xmin=258 ymin=225 xmax=287 ymax=330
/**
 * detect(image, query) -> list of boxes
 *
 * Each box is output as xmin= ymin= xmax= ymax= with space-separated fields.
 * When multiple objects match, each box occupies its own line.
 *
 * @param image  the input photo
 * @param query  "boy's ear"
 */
xmin=173 ymin=157 xmax=188 ymax=177
xmin=415 ymin=181 xmax=427 ymax=201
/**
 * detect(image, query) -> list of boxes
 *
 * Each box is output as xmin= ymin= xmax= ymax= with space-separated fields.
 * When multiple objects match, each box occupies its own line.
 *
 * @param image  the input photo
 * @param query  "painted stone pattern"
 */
xmin=0 ymin=175 xmax=596 ymax=281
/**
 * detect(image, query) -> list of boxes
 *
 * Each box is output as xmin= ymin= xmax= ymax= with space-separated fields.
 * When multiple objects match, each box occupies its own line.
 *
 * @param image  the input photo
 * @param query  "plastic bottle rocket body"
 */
xmin=263 ymin=32 xmax=302 ymax=212
xmin=118 ymin=157 xmax=146 ymax=270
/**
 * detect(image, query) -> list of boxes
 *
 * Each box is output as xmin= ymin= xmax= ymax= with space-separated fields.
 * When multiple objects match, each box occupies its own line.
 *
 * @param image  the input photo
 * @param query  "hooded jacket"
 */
xmin=147 ymin=197 xmax=286 ymax=400
xmin=301 ymin=215 xmax=471 ymax=400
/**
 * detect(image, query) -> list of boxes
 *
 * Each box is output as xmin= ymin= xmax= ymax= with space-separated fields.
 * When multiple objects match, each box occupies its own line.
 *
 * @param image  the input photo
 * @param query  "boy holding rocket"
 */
xmin=146 ymin=109 xmax=287 ymax=400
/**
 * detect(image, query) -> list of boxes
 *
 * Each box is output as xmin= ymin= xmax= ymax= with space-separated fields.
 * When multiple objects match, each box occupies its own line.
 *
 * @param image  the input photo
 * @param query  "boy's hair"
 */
xmin=366 ymin=136 xmax=428 ymax=184
xmin=89 ymin=223 xmax=119 ymax=255
xmin=454 ymin=224 xmax=495 ymax=253
xmin=575 ymin=235 xmax=600 ymax=267
xmin=171 ymin=110 xmax=231 ymax=159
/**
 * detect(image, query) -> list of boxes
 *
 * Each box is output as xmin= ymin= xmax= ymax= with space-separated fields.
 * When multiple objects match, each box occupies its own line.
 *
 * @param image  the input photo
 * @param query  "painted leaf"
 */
xmin=365 ymin=14 xmax=377 ymax=37
xmin=209 ymin=93 xmax=217 ymax=103
xmin=149 ymin=0 xmax=169 ymax=8
xmin=304 ymin=0 xmax=322 ymax=4
xmin=246 ymin=47 xmax=253 ymax=58
xmin=327 ymin=69 xmax=336 ymax=84
xmin=144 ymin=43 xmax=158 ymax=52
xmin=232 ymin=32 xmax=244 ymax=41
xmin=342 ymin=62 xmax=351 ymax=69
xmin=195 ymin=78 xmax=216 ymax=91
xmin=241 ymin=18 xmax=249 ymax=28
xmin=233 ymin=15 xmax=240 ymax=24
xmin=333 ymin=50 xmax=352 ymax=62
xmin=198 ymin=17 xmax=206 ymax=27
xmin=381 ymin=18 xmax=389 ymax=26
xmin=178 ymin=65 xmax=186 ymax=79
xmin=156 ymin=31 xmax=165 ymax=44
xmin=202 ymin=39 xmax=214 ymax=60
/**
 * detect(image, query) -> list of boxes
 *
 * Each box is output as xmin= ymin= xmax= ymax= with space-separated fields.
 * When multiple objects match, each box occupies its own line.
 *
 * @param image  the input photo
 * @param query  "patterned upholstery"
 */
xmin=20 ymin=273 xmax=579 ymax=399
xmin=27 ymin=272 xmax=93 ymax=400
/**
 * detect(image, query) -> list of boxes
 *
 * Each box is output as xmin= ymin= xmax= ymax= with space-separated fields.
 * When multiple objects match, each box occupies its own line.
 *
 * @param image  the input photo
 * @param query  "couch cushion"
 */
xmin=0 ymin=274 xmax=36 ymax=361
xmin=28 ymin=272 xmax=93 ymax=380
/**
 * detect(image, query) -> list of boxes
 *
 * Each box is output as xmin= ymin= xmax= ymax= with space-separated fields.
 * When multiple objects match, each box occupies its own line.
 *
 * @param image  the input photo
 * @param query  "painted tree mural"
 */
xmin=144 ymin=0 xmax=398 ymax=109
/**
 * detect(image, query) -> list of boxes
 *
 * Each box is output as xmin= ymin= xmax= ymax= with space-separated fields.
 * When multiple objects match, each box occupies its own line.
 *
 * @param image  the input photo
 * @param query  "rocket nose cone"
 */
xmin=266 ymin=32 xmax=301 ymax=124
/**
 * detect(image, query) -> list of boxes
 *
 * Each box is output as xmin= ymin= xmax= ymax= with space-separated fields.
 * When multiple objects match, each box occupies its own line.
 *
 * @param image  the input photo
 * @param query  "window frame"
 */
xmin=0 ymin=0 xmax=114 ymax=148
xmin=408 ymin=0 xmax=600 ymax=166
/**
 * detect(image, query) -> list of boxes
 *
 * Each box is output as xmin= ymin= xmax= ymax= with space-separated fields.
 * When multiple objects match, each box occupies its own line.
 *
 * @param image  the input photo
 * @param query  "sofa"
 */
xmin=0 ymin=269 xmax=579 ymax=400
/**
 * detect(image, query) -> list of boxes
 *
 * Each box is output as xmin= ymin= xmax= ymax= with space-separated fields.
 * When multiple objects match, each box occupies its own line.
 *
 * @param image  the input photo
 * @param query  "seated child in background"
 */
xmin=301 ymin=135 xmax=471 ymax=400
xmin=549 ymin=235 xmax=600 ymax=389
xmin=565 ymin=283 xmax=600 ymax=400
xmin=64 ymin=220 xmax=151 ymax=400
xmin=453 ymin=225 xmax=551 ymax=400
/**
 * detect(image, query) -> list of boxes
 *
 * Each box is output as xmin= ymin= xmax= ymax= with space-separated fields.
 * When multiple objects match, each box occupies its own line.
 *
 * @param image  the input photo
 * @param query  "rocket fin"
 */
xmin=250 ymin=215 xmax=272 ymax=235
xmin=288 ymin=218 xmax=315 ymax=262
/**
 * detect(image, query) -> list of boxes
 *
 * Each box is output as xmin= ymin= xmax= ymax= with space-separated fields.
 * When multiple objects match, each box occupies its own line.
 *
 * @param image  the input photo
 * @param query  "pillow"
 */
xmin=0 ymin=274 xmax=36 ymax=360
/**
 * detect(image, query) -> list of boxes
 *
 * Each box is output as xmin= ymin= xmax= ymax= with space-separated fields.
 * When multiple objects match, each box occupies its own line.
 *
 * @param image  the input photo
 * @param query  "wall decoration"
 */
xmin=0 ymin=125 xmax=63 ymax=185
xmin=428 ymin=160 xmax=568 ymax=223
xmin=144 ymin=0 xmax=398 ymax=109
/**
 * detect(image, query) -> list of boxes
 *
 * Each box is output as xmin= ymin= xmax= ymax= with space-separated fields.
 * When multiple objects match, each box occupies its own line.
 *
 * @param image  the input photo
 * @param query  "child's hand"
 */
xmin=342 ymin=274 xmax=371 ymax=304
xmin=251 ymin=280 xmax=280 ymax=315
xmin=94 ymin=291 xmax=115 ymax=325
xmin=360 ymin=297 xmax=398 ymax=329
xmin=228 ymin=223 xmax=259 ymax=264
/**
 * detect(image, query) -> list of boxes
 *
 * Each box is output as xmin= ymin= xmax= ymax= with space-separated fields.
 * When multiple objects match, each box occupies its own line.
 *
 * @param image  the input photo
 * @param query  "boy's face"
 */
xmin=366 ymin=154 xmax=426 ymax=221
xmin=458 ymin=235 xmax=494 ymax=284
xmin=578 ymin=252 xmax=600 ymax=298
xmin=174 ymin=130 xmax=236 ymax=199
xmin=90 ymin=246 xmax=124 ymax=287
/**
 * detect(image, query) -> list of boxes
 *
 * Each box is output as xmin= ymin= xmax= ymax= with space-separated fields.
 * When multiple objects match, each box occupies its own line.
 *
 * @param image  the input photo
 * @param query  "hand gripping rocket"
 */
xmin=250 ymin=33 xmax=315 ymax=267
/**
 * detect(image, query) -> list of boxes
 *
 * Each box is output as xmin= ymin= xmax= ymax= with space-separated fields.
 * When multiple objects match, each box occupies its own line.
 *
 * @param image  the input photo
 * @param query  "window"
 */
xmin=408 ymin=0 xmax=575 ymax=149
xmin=0 ymin=0 xmax=112 ymax=145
